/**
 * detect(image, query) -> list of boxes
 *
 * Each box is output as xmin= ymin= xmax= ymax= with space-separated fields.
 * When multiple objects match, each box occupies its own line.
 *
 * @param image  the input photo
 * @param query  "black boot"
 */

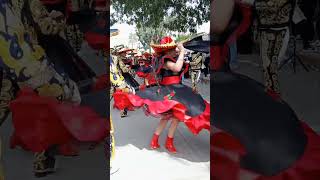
xmin=120 ymin=109 xmax=128 ymax=118
xmin=33 ymin=151 xmax=56 ymax=177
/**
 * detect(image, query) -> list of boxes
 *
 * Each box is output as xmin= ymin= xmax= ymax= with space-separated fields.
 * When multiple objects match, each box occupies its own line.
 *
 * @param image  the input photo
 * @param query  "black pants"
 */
xmin=296 ymin=0 xmax=317 ymax=47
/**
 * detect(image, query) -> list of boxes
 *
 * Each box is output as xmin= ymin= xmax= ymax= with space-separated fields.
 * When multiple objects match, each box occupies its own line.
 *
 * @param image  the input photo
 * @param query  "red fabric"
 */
xmin=211 ymin=3 xmax=252 ymax=71
xmin=9 ymin=88 xmax=108 ymax=153
xmin=222 ymin=3 xmax=252 ymax=57
xmin=84 ymin=32 xmax=108 ymax=50
xmin=139 ymin=85 xmax=146 ymax=91
xmin=92 ymin=74 xmax=108 ymax=92
xmin=113 ymin=90 xmax=210 ymax=135
xmin=160 ymin=76 xmax=181 ymax=85
xmin=146 ymin=74 xmax=157 ymax=85
xmin=211 ymin=46 xmax=223 ymax=71
xmin=211 ymin=122 xmax=320 ymax=180
xmin=136 ymin=71 xmax=147 ymax=78
xmin=160 ymin=36 xmax=174 ymax=45
xmin=266 ymin=88 xmax=282 ymax=101
xmin=136 ymin=70 xmax=156 ymax=85
xmin=93 ymin=0 xmax=107 ymax=11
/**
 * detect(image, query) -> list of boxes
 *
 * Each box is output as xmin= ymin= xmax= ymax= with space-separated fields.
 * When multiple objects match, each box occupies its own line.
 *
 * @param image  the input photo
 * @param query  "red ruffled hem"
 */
xmin=92 ymin=74 xmax=108 ymax=92
xmin=211 ymin=122 xmax=320 ymax=180
xmin=136 ymin=71 xmax=148 ymax=78
xmin=9 ymin=88 xmax=109 ymax=153
xmin=136 ymin=73 xmax=157 ymax=85
xmin=84 ymin=32 xmax=108 ymax=50
xmin=113 ymin=90 xmax=210 ymax=135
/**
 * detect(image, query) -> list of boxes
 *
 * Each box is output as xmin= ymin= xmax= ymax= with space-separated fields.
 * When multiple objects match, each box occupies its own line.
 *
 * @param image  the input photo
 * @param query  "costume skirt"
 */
xmin=9 ymin=88 xmax=108 ymax=153
xmin=212 ymin=72 xmax=320 ymax=179
xmin=114 ymin=82 xmax=210 ymax=135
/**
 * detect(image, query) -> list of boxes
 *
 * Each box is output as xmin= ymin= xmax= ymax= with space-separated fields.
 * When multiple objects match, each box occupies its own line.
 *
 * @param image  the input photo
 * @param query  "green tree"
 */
xmin=128 ymin=32 xmax=139 ymax=48
xmin=174 ymin=33 xmax=193 ymax=42
xmin=111 ymin=0 xmax=210 ymax=33
xmin=135 ymin=21 xmax=172 ymax=50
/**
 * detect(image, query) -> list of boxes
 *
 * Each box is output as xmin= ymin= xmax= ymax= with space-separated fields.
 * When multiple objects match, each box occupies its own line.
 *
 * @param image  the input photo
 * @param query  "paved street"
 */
xmin=0 ymin=116 xmax=108 ymax=180
xmin=110 ymin=78 xmax=210 ymax=180
xmin=236 ymin=53 xmax=320 ymax=131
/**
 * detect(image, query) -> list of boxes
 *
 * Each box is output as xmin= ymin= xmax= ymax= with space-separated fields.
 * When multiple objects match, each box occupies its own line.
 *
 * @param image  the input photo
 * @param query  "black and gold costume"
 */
xmin=255 ymin=0 xmax=293 ymax=95
xmin=110 ymin=50 xmax=139 ymax=117
xmin=189 ymin=52 xmax=203 ymax=92
xmin=0 ymin=0 xmax=107 ymax=177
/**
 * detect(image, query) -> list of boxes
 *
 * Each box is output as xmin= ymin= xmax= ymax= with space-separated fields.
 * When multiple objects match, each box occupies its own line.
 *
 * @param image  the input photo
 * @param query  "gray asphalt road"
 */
xmin=236 ymin=54 xmax=320 ymax=132
xmin=0 ymin=116 xmax=108 ymax=180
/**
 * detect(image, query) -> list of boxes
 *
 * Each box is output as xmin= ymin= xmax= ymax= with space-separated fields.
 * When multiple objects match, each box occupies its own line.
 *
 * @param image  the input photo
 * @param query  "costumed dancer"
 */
xmin=109 ymin=52 xmax=131 ymax=174
xmin=112 ymin=47 xmax=139 ymax=118
xmin=113 ymin=37 xmax=210 ymax=153
xmin=136 ymin=53 xmax=156 ymax=86
xmin=214 ymin=0 xmax=291 ymax=97
xmin=189 ymin=52 xmax=203 ymax=93
xmin=255 ymin=0 xmax=292 ymax=97
xmin=1 ymin=0 xmax=107 ymax=177
xmin=110 ymin=49 xmax=136 ymax=174
xmin=211 ymin=0 xmax=320 ymax=179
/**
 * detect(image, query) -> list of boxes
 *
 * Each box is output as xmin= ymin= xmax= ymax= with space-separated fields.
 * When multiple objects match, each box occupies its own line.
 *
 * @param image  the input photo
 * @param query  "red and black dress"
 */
xmin=136 ymin=64 xmax=157 ymax=86
xmin=114 ymin=56 xmax=210 ymax=135
xmin=212 ymin=72 xmax=320 ymax=180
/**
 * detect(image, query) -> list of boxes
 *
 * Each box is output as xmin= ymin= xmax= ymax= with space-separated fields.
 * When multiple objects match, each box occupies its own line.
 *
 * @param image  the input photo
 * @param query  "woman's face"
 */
xmin=165 ymin=49 xmax=178 ymax=57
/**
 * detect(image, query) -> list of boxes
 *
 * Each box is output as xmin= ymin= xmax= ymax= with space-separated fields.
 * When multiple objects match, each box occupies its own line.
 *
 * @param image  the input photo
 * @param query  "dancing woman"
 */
xmin=136 ymin=54 xmax=156 ymax=86
xmin=113 ymin=36 xmax=210 ymax=153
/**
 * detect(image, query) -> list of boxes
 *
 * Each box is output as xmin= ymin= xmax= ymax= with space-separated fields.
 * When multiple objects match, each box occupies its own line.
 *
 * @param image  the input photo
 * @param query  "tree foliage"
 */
xmin=111 ymin=0 xmax=210 ymax=33
xmin=135 ymin=21 xmax=172 ymax=50
xmin=174 ymin=34 xmax=193 ymax=42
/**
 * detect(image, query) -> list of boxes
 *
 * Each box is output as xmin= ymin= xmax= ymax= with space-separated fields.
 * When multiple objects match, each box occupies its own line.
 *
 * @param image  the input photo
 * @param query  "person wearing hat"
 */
xmin=213 ymin=0 xmax=292 ymax=97
xmin=116 ymin=48 xmax=138 ymax=79
xmin=113 ymin=36 xmax=210 ymax=153
xmin=111 ymin=47 xmax=138 ymax=118
xmin=189 ymin=52 xmax=204 ymax=93
xmin=136 ymin=54 xmax=156 ymax=86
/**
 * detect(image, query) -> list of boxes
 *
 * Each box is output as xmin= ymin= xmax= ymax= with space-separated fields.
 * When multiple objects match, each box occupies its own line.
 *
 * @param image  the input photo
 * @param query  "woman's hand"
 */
xmin=176 ymin=43 xmax=185 ymax=54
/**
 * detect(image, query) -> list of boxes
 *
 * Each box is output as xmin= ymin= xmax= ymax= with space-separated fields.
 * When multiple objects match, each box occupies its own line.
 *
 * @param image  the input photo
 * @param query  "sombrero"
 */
xmin=150 ymin=36 xmax=177 ymax=53
xmin=142 ymin=52 xmax=151 ymax=58
xmin=183 ymin=33 xmax=210 ymax=53
xmin=117 ymin=47 xmax=133 ymax=54
xmin=139 ymin=52 xmax=151 ymax=61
